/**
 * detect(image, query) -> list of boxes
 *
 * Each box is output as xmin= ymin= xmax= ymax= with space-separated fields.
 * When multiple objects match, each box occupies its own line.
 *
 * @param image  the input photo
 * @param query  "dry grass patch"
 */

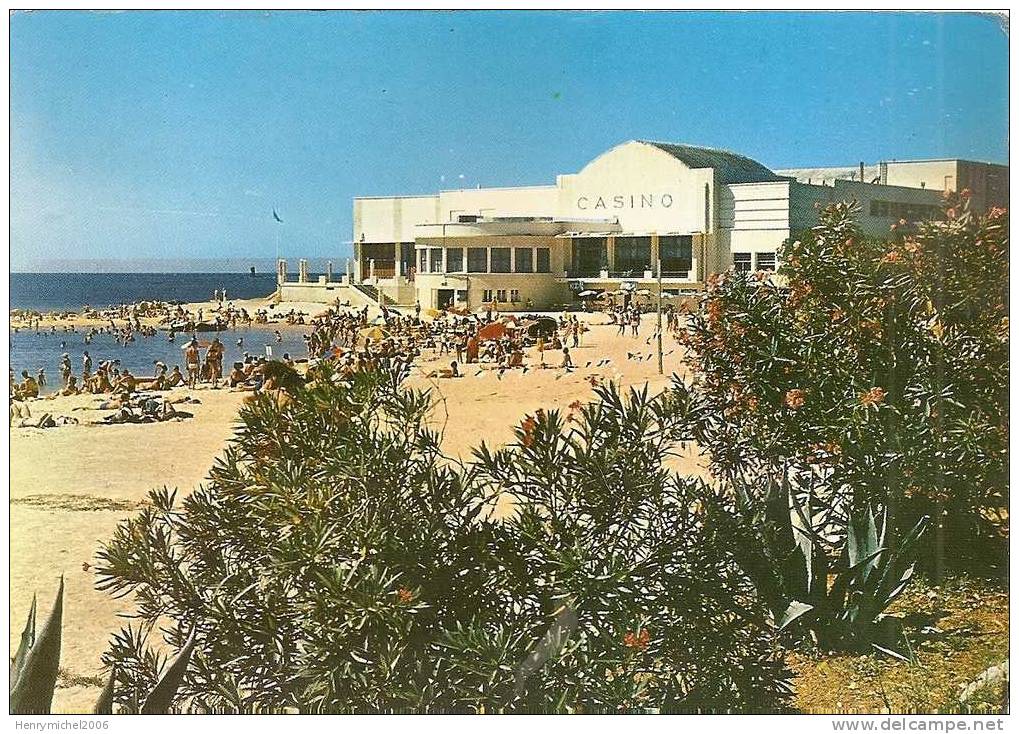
xmin=789 ymin=577 xmax=1008 ymax=714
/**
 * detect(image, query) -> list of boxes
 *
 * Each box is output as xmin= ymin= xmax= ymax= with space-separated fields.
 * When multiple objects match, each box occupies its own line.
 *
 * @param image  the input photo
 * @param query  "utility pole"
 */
xmin=656 ymin=256 xmax=663 ymax=375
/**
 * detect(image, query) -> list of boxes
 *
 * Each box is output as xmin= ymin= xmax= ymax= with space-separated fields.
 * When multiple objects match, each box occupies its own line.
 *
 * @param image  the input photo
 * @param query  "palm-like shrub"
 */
xmin=96 ymin=365 xmax=790 ymax=713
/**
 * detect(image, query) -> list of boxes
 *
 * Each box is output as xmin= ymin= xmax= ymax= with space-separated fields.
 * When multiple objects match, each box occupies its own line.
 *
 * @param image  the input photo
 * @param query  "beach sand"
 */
xmin=10 ymin=307 xmax=704 ymax=713
xmin=10 ymin=296 xmax=330 ymax=330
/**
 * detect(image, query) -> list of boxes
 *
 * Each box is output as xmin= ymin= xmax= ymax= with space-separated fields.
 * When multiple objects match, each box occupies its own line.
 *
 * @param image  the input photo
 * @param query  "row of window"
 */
xmin=418 ymin=247 xmax=551 ymax=274
xmin=481 ymin=289 xmax=521 ymax=303
xmin=869 ymin=200 xmax=940 ymax=221
xmin=733 ymin=252 xmax=776 ymax=272
xmin=570 ymin=235 xmax=694 ymax=276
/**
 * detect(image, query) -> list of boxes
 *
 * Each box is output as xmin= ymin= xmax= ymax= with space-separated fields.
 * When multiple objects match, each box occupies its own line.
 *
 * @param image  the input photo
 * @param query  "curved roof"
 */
xmin=638 ymin=140 xmax=786 ymax=184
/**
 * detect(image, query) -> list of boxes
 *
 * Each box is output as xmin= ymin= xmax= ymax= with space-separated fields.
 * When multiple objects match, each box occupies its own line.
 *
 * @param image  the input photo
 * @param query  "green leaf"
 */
xmin=776 ymin=600 xmax=815 ymax=630
xmin=93 ymin=665 xmax=116 ymax=715
xmin=140 ymin=628 xmax=197 ymax=714
xmin=10 ymin=594 xmax=37 ymax=691
xmin=10 ymin=578 xmax=63 ymax=714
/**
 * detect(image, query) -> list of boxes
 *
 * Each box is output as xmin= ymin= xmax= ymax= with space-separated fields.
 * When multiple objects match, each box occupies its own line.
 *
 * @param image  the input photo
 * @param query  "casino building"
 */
xmin=284 ymin=140 xmax=1004 ymax=310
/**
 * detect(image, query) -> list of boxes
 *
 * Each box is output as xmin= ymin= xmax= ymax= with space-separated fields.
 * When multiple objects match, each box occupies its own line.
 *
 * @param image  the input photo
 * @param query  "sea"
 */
xmin=10 ymin=272 xmax=312 ymax=392
xmin=10 ymin=272 xmax=280 ymax=313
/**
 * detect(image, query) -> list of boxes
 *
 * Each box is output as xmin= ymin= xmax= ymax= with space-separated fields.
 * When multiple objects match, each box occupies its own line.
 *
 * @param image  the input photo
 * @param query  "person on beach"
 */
xmin=55 ymin=375 xmax=79 ymax=397
xmin=185 ymin=339 xmax=201 ymax=389
xmin=228 ymin=362 xmax=247 ymax=388
xmin=59 ymin=353 xmax=72 ymax=387
xmin=112 ymin=369 xmax=137 ymax=397
xmin=206 ymin=337 xmax=225 ymax=388
xmin=36 ymin=369 xmax=46 ymax=391
xmin=166 ymin=365 xmax=184 ymax=387
xmin=19 ymin=370 xmax=39 ymax=399
xmin=82 ymin=351 xmax=92 ymax=381
xmin=560 ymin=346 xmax=573 ymax=369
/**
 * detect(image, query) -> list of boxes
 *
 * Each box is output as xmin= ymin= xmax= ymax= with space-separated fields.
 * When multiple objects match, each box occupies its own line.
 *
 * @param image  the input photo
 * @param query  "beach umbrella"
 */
xmin=526 ymin=317 xmax=558 ymax=339
xmin=477 ymin=322 xmax=508 ymax=341
xmin=577 ymin=290 xmax=601 ymax=298
xmin=358 ymin=326 xmax=390 ymax=343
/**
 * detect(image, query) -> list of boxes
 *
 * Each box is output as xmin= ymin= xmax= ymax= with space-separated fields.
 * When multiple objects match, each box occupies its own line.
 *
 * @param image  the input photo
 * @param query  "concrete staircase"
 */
xmin=352 ymin=282 xmax=396 ymax=306
xmin=353 ymin=282 xmax=380 ymax=302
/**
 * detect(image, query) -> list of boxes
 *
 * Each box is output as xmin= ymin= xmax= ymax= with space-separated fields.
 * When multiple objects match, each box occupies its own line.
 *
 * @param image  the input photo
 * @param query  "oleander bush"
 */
xmin=95 ymin=365 xmax=790 ymax=713
xmin=675 ymin=194 xmax=1007 ymax=649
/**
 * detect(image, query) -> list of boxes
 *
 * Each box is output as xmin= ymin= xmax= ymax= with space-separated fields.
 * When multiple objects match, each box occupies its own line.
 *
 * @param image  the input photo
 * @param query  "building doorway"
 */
xmin=436 ymin=289 xmax=455 ymax=309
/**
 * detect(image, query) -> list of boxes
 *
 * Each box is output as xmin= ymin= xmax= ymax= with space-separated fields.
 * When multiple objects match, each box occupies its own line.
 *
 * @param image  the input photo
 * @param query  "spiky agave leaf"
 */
xmin=10 ymin=594 xmax=37 ymax=691
xmin=10 ymin=578 xmax=63 ymax=714
xmin=94 ymin=665 xmax=116 ymax=715
xmin=140 ymin=628 xmax=197 ymax=714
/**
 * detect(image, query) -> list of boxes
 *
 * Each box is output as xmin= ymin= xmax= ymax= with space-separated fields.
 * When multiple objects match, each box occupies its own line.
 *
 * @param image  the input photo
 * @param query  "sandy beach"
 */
xmin=10 ymin=304 xmax=700 ymax=713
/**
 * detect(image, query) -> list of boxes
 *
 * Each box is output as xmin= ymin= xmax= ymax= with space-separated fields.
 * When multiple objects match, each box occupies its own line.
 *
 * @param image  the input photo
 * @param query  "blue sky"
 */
xmin=10 ymin=11 xmax=1008 ymax=271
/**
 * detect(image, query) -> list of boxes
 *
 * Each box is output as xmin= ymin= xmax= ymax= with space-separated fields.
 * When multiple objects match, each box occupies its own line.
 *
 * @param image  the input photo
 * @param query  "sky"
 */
xmin=10 ymin=10 xmax=1009 ymax=272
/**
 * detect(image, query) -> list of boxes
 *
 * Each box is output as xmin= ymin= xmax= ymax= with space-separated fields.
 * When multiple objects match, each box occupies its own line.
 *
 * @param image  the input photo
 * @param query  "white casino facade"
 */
xmin=342 ymin=140 xmax=956 ymax=310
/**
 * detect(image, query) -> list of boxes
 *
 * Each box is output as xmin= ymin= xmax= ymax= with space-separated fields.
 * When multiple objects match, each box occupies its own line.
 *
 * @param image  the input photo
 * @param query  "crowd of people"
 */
xmin=11 ymin=295 xmax=694 ymax=426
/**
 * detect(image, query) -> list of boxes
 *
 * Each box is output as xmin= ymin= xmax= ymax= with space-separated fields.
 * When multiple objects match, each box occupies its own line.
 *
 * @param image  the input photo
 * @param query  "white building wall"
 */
xmin=881 ymin=160 xmax=959 ymax=191
xmin=438 ymin=186 xmax=558 ymax=221
xmin=721 ymin=181 xmax=791 ymax=231
xmin=557 ymin=141 xmax=714 ymax=234
xmin=353 ymin=195 xmax=441 ymax=243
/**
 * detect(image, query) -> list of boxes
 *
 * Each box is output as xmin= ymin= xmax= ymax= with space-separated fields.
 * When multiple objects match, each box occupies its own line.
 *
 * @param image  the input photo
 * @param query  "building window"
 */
xmin=756 ymin=252 xmax=776 ymax=272
xmin=400 ymin=243 xmax=416 ymax=274
xmin=467 ymin=247 xmax=488 ymax=273
xmin=482 ymin=289 xmax=493 ymax=303
xmin=496 ymin=289 xmax=508 ymax=303
xmin=457 ymin=214 xmax=479 ymax=223
xmin=491 ymin=247 xmax=512 ymax=273
xmin=571 ymin=237 xmax=607 ymax=276
xmin=869 ymin=199 xmax=940 ymax=221
xmin=536 ymin=248 xmax=551 ymax=273
xmin=446 ymin=247 xmax=464 ymax=273
xmin=418 ymin=249 xmax=427 ymax=272
xmin=659 ymin=235 xmax=693 ymax=276
xmin=510 ymin=289 xmax=520 ymax=302
xmin=515 ymin=247 xmax=533 ymax=273
xmin=733 ymin=253 xmax=752 ymax=272
xmin=428 ymin=248 xmax=443 ymax=273
xmin=614 ymin=236 xmax=651 ymax=274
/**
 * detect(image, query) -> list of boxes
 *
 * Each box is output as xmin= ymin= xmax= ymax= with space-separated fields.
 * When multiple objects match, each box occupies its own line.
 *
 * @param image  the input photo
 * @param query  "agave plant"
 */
xmin=10 ymin=579 xmax=63 ymax=714
xmin=707 ymin=463 xmax=928 ymax=658
xmin=9 ymin=577 xmax=195 ymax=715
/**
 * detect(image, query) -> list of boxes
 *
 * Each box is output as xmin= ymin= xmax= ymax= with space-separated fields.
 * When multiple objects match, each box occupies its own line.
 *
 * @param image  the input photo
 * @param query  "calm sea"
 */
xmin=9 ymin=272 xmax=311 ymax=393
xmin=10 ymin=272 xmax=279 ymax=313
